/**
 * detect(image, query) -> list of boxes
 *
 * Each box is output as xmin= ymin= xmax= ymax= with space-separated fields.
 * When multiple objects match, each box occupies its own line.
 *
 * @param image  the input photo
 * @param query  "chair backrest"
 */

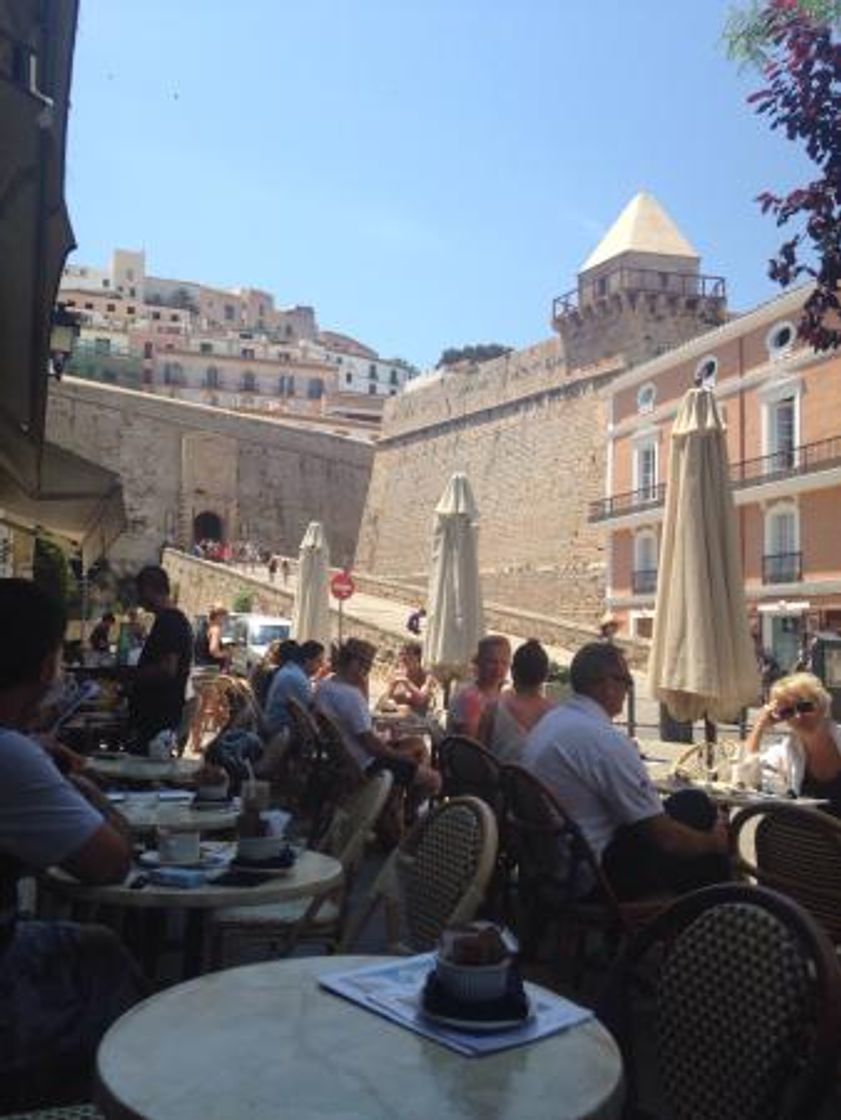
xmin=732 ymin=803 xmax=841 ymax=943
xmin=321 ymin=770 xmax=393 ymax=873
xmin=342 ymin=796 xmax=498 ymax=952
xmin=286 ymin=696 xmax=321 ymax=759
xmin=500 ymin=763 xmax=622 ymax=918
xmin=599 ymin=883 xmax=841 ymax=1120
xmin=438 ymin=735 xmax=503 ymax=813
xmin=672 ymin=739 xmax=741 ymax=781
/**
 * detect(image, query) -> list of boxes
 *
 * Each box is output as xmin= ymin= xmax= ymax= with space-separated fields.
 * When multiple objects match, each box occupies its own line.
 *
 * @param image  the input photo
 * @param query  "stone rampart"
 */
xmin=47 ymin=378 xmax=373 ymax=574
xmin=356 ymin=342 xmax=623 ymax=624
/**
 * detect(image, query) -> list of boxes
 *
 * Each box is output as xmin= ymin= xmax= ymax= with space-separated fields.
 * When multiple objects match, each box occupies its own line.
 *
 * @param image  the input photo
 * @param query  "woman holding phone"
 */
xmin=745 ymin=671 xmax=841 ymax=814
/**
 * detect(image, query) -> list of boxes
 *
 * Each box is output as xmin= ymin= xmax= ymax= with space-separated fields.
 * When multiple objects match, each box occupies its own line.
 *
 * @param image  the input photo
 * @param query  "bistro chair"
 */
xmin=340 ymin=795 xmax=498 ymax=953
xmin=731 ymin=802 xmax=841 ymax=945
xmin=210 ymin=770 xmax=393 ymax=966
xmin=598 ymin=883 xmax=841 ymax=1120
xmin=3 ymin=1107 xmax=104 ymax=1119
xmin=500 ymin=764 xmax=667 ymax=976
xmin=438 ymin=734 xmax=504 ymax=816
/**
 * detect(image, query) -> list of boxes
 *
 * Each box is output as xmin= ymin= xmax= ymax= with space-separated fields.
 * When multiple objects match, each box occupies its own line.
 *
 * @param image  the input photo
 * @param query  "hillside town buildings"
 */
xmin=57 ymin=249 xmax=414 ymax=428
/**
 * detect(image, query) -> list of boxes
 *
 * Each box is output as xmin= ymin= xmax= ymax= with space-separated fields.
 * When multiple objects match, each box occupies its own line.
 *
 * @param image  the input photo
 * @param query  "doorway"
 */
xmin=193 ymin=510 xmax=223 ymax=543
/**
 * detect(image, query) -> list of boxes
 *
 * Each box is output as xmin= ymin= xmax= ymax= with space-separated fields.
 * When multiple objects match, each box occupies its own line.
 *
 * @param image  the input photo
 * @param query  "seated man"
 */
xmin=382 ymin=642 xmax=435 ymax=715
xmin=128 ymin=565 xmax=194 ymax=752
xmin=263 ymin=640 xmax=325 ymax=737
xmin=0 ymin=579 xmax=144 ymax=1108
xmin=521 ymin=642 xmax=729 ymax=901
xmin=315 ymin=638 xmax=441 ymax=799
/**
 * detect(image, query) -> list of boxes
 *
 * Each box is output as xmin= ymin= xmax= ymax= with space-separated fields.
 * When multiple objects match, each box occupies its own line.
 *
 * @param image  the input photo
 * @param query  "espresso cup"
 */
xmin=157 ymin=827 xmax=201 ymax=865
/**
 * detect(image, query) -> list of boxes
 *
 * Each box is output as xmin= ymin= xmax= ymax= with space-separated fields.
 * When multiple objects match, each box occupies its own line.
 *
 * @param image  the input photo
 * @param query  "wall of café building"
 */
xmin=46 ymin=377 xmax=374 ymax=575
xmin=355 ymin=338 xmax=623 ymax=624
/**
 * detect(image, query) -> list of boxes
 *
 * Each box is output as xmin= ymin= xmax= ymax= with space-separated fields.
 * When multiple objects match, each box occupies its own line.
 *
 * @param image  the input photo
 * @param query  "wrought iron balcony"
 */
xmin=553 ymin=267 xmax=726 ymax=319
xmin=762 ymin=551 xmax=803 ymax=585
xmin=631 ymin=569 xmax=658 ymax=595
xmin=590 ymin=434 xmax=841 ymax=522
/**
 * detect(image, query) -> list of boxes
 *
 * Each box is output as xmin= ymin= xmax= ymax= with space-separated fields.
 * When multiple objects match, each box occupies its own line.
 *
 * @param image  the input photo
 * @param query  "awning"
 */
xmin=0 ymin=440 xmax=125 ymax=569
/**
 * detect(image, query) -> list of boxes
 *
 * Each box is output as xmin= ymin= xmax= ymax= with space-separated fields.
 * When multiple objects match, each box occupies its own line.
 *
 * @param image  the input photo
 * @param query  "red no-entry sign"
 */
xmin=330 ymin=570 xmax=355 ymax=601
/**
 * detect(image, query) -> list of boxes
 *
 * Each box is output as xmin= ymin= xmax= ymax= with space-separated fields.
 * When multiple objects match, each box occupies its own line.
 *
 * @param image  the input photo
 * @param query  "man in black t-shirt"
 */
xmin=128 ymin=566 xmax=193 ymax=752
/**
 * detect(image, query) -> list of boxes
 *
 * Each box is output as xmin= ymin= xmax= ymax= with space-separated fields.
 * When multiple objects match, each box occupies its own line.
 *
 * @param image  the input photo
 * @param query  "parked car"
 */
xmin=223 ymin=613 xmax=292 ymax=677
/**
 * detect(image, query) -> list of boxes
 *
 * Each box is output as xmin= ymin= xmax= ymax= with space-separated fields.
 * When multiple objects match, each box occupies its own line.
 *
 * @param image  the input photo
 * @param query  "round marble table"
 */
xmin=95 ymin=956 xmax=623 ymax=1120
xmin=116 ymin=796 xmax=239 ymax=835
xmin=43 ymin=851 xmax=342 ymax=980
xmin=86 ymin=755 xmax=202 ymax=786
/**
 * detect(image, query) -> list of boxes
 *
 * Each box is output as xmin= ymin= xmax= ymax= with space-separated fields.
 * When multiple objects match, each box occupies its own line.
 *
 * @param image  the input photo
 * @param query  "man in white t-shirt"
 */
xmin=521 ymin=643 xmax=729 ymax=900
xmin=315 ymin=638 xmax=440 ymax=799
xmin=0 ymin=579 xmax=143 ymax=1109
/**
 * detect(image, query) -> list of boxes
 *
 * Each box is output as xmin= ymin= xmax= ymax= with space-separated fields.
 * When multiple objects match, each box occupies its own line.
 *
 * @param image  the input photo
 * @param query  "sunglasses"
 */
xmin=774 ymin=699 xmax=817 ymax=719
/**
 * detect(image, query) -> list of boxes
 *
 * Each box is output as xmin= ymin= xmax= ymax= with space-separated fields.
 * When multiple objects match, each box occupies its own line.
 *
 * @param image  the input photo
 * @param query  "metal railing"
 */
xmin=553 ymin=267 xmax=726 ymax=319
xmin=590 ymin=434 xmax=841 ymax=521
xmin=762 ymin=551 xmax=803 ymax=585
xmin=631 ymin=569 xmax=658 ymax=595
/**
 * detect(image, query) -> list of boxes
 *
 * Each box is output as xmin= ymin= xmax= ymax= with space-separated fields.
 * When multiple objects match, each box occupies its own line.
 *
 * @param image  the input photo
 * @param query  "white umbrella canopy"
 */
xmin=424 ymin=473 xmax=485 ymax=679
xmin=291 ymin=521 xmax=331 ymax=646
xmin=648 ymin=388 xmax=760 ymax=723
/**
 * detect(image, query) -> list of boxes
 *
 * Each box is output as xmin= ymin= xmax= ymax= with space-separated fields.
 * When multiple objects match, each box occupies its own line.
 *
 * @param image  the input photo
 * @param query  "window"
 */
xmin=307 ymin=378 xmax=324 ymax=400
xmin=241 ymin=348 xmax=255 ymax=360
xmin=695 ymin=355 xmax=718 ymax=387
xmin=368 ymin=384 xmax=377 ymax=395
xmin=242 ymin=371 xmax=256 ymax=392
xmin=633 ymin=531 xmax=658 ymax=594
xmin=170 ymin=314 xmax=180 ymax=323
xmin=143 ymin=342 xmax=153 ymax=359
xmin=286 ymin=376 xmax=295 ymax=396
xmin=390 ymin=388 xmax=397 ymax=396
xmin=126 ymin=268 xmax=135 ymax=282
xmin=766 ymin=320 xmax=795 ymax=358
xmin=345 ymin=373 xmax=352 ymax=385
xmin=205 ymin=366 xmax=220 ymax=389
xmin=102 ymin=279 xmax=109 ymax=288
xmin=369 ymin=364 xmax=377 ymax=380
xmin=94 ymin=337 xmax=111 ymax=355
xmin=285 ymin=324 xmax=293 ymax=338
xmin=129 ymin=286 xmax=136 ymax=298
xmin=224 ymin=304 xmax=236 ymax=321
xmin=127 ymin=306 xmax=135 ymax=315
xmin=200 ymin=342 xmax=213 ymax=355
xmin=84 ymin=302 xmax=93 ymax=311
xmin=152 ymin=311 xmax=161 ymax=321
xmin=770 ymin=396 xmax=796 ymax=468
xmin=595 ymin=276 xmax=608 ymax=297
xmin=163 ymin=362 xmax=183 ymax=386
xmin=764 ymin=505 xmax=801 ymax=583
xmin=634 ymin=439 xmax=658 ymax=500
xmin=390 ymin=369 xmax=399 ymax=386
xmin=636 ymin=382 xmax=656 ymax=413
xmin=106 ymin=303 xmax=115 ymax=312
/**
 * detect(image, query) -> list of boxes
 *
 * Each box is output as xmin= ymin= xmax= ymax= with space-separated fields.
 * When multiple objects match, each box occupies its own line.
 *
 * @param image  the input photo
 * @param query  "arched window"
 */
xmin=636 ymin=382 xmax=656 ymax=414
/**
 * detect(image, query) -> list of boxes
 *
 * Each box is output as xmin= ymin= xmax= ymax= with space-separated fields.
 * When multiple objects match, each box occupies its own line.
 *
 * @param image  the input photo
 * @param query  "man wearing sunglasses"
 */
xmin=744 ymin=671 xmax=841 ymax=814
xmin=522 ymin=642 xmax=730 ymax=900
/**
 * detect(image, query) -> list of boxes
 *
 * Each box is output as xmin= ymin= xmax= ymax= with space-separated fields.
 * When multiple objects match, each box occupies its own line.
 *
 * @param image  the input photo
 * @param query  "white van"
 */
xmin=225 ymin=613 xmax=292 ymax=677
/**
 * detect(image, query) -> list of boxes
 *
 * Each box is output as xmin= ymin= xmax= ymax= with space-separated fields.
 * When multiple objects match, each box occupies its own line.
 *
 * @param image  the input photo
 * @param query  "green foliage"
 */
xmin=32 ymin=538 xmax=74 ymax=606
xmin=724 ymin=0 xmax=841 ymax=67
xmin=232 ymin=589 xmax=253 ymax=613
xmin=436 ymin=343 xmax=513 ymax=369
xmin=545 ymin=660 xmax=570 ymax=684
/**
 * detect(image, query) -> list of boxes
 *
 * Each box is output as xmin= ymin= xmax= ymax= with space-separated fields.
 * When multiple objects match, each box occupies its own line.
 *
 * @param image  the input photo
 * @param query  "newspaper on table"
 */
xmin=319 ymin=953 xmax=593 ymax=1057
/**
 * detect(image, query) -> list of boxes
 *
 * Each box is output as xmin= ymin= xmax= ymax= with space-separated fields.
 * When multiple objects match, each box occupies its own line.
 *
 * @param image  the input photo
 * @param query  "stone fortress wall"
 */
xmin=47 ymin=377 xmax=373 ymax=574
xmin=355 ymin=338 xmax=622 ymax=624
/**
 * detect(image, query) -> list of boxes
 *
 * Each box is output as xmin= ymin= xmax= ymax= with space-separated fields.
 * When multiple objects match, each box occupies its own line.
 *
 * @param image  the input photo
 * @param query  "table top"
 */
xmin=44 ymin=849 xmax=342 ymax=911
xmin=116 ymin=796 xmax=239 ymax=834
xmin=649 ymin=770 xmax=826 ymax=809
xmin=86 ymin=755 xmax=202 ymax=784
xmin=95 ymin=956 xmax=624 ymax=1120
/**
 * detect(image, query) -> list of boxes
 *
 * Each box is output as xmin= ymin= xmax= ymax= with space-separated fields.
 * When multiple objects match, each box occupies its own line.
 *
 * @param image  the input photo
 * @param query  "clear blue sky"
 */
xmin=66 ymin=0 xmax=811 ymax=370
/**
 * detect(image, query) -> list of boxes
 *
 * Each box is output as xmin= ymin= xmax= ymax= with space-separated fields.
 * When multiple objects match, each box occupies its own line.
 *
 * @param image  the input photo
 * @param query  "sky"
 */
xmin=65 ymin=0 xmax=813 ymax=371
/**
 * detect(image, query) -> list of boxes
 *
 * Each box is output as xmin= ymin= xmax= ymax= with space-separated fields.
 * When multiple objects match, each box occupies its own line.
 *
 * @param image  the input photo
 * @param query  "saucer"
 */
xmin=419 ymin=994 xmax=535 ymax=1033
xmin=139 ymin=849 xmax=228 ymax=871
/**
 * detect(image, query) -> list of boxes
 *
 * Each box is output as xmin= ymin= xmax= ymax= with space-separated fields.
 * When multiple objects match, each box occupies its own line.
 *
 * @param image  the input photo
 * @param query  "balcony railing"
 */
xmin=762 ymin=551 xmax=803 ymax=585
xmin=590 ymin=434 xmax=841 ymax=522
xmin=553 ymin=267 xmax=726 ymax=319
xmin=631 ymin=568 xmax=658 ymax=595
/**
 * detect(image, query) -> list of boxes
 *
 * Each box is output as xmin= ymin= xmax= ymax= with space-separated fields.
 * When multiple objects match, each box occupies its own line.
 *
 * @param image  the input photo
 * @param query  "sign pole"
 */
xmin=338 ymin=598 xmax=344 ymax=645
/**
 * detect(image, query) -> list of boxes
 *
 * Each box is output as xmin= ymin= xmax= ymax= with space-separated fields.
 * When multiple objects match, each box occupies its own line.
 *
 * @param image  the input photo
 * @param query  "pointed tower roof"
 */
xmin=581 ymin=192 xmax=699 ymax=272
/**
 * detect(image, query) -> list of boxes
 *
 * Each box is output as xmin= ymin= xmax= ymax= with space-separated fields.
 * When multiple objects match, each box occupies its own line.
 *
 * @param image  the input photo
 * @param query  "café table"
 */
xmin=647 ymin=769 xmax=827 ymax=810
xmin=94 ymin=956 xmax=624 ymax=1120
xmin=114 ymin=793 xmax=239 ymax=836
xmin=42 ymin=850 xmax=343 ymax=981
xmin=86 ymin=754 xmax=202 ymax=786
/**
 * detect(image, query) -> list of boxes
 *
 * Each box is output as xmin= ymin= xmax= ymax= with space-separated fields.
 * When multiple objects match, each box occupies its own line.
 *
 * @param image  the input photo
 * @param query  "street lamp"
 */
xmin=49 ymin=304 xmax=80 ymax=379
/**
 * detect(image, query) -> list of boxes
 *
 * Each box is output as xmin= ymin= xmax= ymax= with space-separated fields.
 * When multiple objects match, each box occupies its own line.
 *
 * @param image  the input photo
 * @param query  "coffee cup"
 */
xmin=157 ymin=827 xmax=201 ymax=865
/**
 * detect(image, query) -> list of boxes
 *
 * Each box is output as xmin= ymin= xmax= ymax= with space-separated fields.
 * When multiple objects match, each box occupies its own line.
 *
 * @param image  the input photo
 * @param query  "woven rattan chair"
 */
xmin=340 ymin=795 xmax=498 ymax=953
xmin=671 ymin=738 xmax=741 ymax=782
xmin=4 ymin=1108 xmax=103 ymax=1119
xmin=731 ymin=802 xmax=841 ymax=945
xmin=209 ymin=770 xmax=393 ymax=966
xmin=500 ymin=764 xmax=667 ymax=970
xmin=438 ymin=735 xmax=504 ymax=816
xmin=598 ymin=883 xmax=841 ymax=1120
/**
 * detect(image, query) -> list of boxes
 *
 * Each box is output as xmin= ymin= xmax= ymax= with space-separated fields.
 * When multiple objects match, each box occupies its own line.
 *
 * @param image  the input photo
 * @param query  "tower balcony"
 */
xmin=552 ymin=266 xmax=727 ymax=325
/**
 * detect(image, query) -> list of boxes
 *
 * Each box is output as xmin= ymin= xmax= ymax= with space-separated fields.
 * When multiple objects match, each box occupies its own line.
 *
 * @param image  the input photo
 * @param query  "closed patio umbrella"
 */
xmin=648 ymin=387 xmax=759 ymax=723
xmin=291 ymin=521 xmax=331 ymax=647
xmin=424 ymin=473 xmax=485 ymax=681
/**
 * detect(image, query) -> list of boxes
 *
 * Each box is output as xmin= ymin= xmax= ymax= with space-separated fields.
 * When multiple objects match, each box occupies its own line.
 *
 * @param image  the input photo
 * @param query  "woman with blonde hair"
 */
xmin=745 ymin=671 xmax=841 ymax=814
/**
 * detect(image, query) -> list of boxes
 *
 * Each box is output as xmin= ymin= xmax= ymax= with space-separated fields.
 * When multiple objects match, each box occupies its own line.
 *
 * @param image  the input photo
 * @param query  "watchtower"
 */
xmin=552 ymin=192 xmax=727 ymax=372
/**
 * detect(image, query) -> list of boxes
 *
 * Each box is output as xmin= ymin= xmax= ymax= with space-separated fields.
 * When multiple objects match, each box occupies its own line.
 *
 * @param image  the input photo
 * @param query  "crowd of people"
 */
xmin=3 ymin=565 xmax=841 ymax=1107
